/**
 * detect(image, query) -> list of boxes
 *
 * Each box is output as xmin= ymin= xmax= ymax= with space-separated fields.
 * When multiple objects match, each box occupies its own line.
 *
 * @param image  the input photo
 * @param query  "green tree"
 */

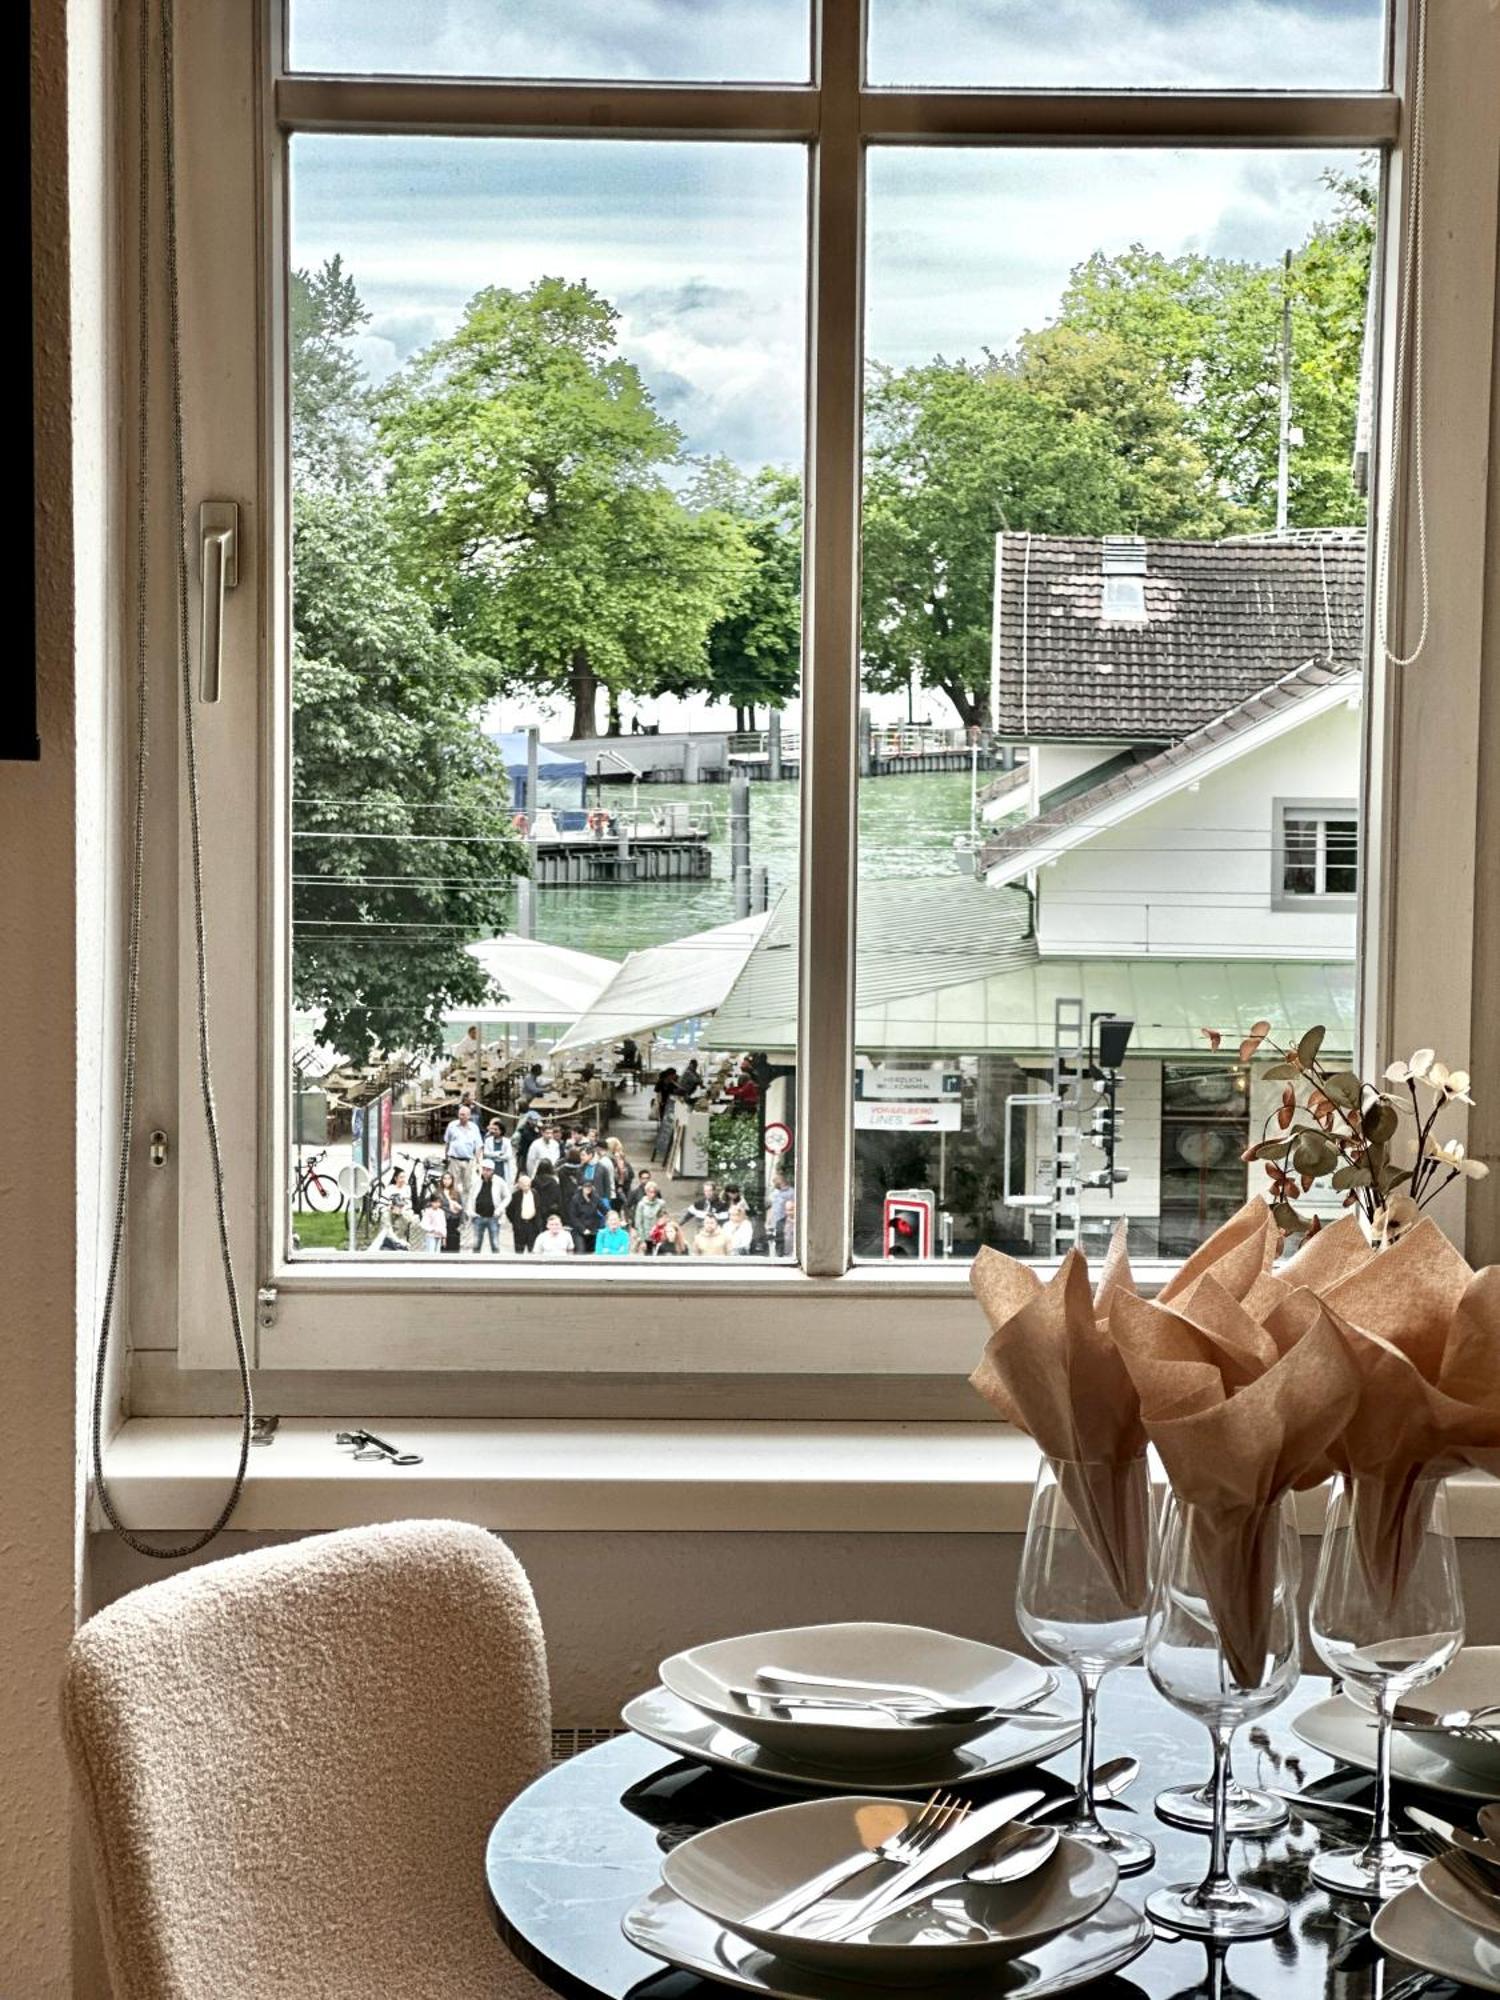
xmin=292 ymin=490 xmax=526 ymax=1059
xmin=861 ymin=359 xmax=1132 ymax=728
xmin=379 ymin=278 xmax=752 ymax=738
xmin=684 ymin=460 xmax=802 ymax=728
xmin=1050 ymin=173 xmax=1373 ymax=526
xmin=1012 ymin=322 xmax=1236 ymax=537
xmin=290 ymin=255 xmax=373 ymax=491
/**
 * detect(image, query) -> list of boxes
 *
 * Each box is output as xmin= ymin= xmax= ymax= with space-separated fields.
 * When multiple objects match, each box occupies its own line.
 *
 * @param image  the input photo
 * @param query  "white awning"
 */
xmin=445 ymin=934 xmax=620 ymax=1026
xmin=709 ymin=882 xmax=1355 ymax=1059
xmin=551 ymin=912 xmax=771 ymax=1053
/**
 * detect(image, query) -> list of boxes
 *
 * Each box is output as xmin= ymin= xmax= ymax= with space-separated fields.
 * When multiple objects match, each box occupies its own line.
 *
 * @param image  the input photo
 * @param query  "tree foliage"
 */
xmin=685 ymin=460 xmax=802 ymax=725
xmin=378 ymin=278 xmax=753 ymax=738
xmin=290 ymin=258 xmax=526 ymax=1059
xmin=290 ymin=255 xmax=373 ymax=491
xmin=292 ymin=491 xmax=526 ymax=1058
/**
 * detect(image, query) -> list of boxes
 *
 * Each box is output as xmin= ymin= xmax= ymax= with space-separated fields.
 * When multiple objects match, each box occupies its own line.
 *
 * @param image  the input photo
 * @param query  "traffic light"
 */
xmin=1085 ymin=1073 xmax=1127 ymax=1196
xmin=883 ymin=1189 xmax=935 ymax=1258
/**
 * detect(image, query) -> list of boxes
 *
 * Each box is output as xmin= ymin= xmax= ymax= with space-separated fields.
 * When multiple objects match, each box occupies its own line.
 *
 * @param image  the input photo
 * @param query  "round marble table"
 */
xmin=485 ymin=1670 xmax=1462 ymax=2000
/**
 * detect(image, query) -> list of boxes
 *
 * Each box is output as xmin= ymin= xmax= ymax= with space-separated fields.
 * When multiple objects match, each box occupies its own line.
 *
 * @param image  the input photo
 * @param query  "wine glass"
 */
xmin=1154 ymin=1522 xmax=1298 ymax=1837
xmin=1016 ymin=1453 xmax=1156 ymax=1875
xmin=1145 ymin=1492 xmax=1301 ymax=1938
xmin=1308 ymin=1472 xmax=1464 ymax=1901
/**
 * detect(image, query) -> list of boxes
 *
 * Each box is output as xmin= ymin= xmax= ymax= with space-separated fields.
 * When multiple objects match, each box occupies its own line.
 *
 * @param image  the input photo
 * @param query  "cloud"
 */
xmin=290 ymin=26 xmax=1369 ymax=469
xmin=869 ymin=0 xmax=1382 ymax=89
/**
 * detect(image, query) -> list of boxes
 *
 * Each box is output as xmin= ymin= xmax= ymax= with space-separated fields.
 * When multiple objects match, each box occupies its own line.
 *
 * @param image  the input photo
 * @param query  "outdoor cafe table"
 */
xmin=485 ymin=1669 xmax=1459 ymax=2000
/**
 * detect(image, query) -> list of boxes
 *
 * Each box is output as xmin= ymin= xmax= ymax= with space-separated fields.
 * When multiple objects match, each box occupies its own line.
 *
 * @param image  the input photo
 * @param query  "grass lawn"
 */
xmin=290 ymin=1208 xmax=369 ymax=1252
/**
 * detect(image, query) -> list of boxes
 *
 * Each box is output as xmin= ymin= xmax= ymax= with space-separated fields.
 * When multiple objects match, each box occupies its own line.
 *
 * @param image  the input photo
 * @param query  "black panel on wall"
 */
xmin=7 ymin=0 xmax=39 ymax=761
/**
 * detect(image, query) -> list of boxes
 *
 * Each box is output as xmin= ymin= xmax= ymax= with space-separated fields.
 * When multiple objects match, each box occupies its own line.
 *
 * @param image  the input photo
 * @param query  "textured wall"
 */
xmin=2 ymin=0 xmax=115 ymax=1991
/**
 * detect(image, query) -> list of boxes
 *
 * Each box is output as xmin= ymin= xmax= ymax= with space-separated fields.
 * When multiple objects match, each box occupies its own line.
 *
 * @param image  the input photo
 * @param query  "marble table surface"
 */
xmin=485 ymin=1669 xmax=1474 ymax=2000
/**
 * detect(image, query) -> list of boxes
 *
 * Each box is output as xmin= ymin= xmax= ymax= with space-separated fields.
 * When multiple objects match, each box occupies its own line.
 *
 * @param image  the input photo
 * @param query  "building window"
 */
xmin=1101 ymin=575 xmax=1147 ymax=621
xmin=1277 ymin=802 xmax=1360 ymax=903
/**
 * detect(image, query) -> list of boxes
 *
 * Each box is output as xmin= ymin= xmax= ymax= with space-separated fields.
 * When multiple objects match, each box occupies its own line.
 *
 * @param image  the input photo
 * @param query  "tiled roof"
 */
xmin=982 ymin=653 xmax=1360 ymax=884
xmin=992 ymin=532 xmax=1366 ymax=741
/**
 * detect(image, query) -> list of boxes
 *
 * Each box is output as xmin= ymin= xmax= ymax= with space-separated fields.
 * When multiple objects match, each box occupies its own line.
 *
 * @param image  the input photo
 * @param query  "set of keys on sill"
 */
xmin=336 ymin=1428 xmax=424 ymax=1467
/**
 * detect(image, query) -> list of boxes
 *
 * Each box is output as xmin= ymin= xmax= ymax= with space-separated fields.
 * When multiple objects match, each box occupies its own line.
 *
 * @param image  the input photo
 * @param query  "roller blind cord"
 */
xmin=90 ymin=0 xmax=254 ymax=1558
xmin=1375 ymin=0 xmax=1430 ymax=671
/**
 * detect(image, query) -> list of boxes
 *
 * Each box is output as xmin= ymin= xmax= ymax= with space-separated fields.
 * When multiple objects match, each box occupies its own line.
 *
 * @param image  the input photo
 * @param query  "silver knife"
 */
xmin=811 ymin=1789 xmax=1046 ymax=1942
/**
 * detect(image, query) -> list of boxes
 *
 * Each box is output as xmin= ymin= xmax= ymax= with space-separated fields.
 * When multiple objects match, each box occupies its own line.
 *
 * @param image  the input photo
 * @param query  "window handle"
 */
xmin=197 ymin=501 xmax=240 ymax=703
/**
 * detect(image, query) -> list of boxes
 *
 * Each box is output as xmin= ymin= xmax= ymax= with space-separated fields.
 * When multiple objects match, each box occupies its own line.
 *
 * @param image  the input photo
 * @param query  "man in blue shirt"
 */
xmin=443 ymin=1102 xmax=484 ymax=1210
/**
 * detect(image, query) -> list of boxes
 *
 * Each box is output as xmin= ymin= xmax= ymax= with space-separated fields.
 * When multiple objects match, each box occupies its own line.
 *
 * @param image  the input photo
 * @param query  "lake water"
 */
xmin=524 ymin=771 xmax=976 ymax=960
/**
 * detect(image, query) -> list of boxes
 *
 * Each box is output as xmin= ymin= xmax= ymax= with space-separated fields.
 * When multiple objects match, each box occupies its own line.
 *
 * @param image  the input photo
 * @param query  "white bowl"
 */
xmin=660 ymin=1792 xmax=1117 ymax=1983
xmin=660 ymin=1621 xmax=1054 ymax=1769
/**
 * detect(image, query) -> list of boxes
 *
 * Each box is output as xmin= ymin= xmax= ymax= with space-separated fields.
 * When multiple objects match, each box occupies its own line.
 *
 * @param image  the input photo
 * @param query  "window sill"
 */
xmin=98 ymin=1419 xmax=1500 ymax=1537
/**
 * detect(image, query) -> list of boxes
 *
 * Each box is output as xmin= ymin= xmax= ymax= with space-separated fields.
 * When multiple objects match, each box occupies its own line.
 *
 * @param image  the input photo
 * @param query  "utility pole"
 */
xmin=1276 ymin=248 xmax=1293 ymax=536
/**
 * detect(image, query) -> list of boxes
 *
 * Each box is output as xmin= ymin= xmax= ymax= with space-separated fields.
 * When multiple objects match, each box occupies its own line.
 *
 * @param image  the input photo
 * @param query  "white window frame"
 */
xmin=141 ymin=0 xmax=1500 ymax=1401
xmin=1274 ymin=797 xmax=1360 ymax=910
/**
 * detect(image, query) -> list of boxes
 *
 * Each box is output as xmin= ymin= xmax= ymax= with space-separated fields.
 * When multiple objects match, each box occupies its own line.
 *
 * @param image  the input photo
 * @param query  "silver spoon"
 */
xmin=836 ymin=1824 xmax=1062 ymax=1940
xmin=1031 ymin=1752 xmax=1140 ymax=1819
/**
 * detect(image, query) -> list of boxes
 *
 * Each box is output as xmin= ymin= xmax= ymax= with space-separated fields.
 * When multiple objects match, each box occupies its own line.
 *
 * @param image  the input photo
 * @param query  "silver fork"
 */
xmin=744 ymin=1790 xmax=968 ymax=1932
xmin=1440 ymin=1845 xmax=1500 ymax=1907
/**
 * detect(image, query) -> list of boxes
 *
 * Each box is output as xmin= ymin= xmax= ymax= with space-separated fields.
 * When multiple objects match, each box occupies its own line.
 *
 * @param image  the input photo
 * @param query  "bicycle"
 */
xmin=291 ymin=1147 xmax=344 ymax=1213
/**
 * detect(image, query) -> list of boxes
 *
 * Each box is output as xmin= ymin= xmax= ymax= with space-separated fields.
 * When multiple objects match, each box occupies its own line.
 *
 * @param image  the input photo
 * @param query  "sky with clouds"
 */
xmin=289 ymin=0 xmax=1381 ymax=472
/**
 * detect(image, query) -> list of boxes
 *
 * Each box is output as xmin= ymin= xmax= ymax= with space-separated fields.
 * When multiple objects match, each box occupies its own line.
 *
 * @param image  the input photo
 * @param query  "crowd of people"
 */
xmin=368 ymin=1089 xmax=795 ymax=1260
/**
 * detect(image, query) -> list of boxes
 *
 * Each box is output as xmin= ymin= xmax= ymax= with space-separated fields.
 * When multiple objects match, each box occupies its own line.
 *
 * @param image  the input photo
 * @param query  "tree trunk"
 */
xmin=939 ymin=680 xmax=980 ymax=731
xmin=606 ymin=686 xmax=622 ymax=737
xmin=569 ymin=648 xmax=599 ymax=739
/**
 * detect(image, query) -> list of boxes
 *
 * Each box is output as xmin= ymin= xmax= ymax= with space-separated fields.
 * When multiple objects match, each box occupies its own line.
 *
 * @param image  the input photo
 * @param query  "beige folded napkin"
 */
xmin=970 ymin=1227 xmax=1150 ymax=1603
xmin=1312 ymin=1218 xmax=1500 ymax=1602
xmin=1110 ymin=1276 xmax=1361 ymax=1686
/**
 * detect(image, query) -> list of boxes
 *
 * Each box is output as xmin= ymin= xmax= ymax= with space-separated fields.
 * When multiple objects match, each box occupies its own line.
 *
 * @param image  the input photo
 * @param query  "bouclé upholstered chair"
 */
xmin=63 ymin=1520 xmax=554 ymax=1999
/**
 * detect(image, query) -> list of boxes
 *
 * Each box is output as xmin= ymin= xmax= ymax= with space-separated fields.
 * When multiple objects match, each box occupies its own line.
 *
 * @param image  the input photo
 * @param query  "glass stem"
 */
xmin=1371 ymin=1685 xmax=1396 ymax=1857
xmin=1075 ymin=1669 xmax=1102 ymax=1832
xmin=1204 ymin=1725 xmax=1235 ymax=1895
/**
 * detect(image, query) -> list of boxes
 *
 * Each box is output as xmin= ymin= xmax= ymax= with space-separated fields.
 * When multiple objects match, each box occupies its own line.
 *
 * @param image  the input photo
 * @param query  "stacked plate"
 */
xmin=1295 ymin=1646 xmax=1500 ymax=1803
xmin=624 ymin=1620 xmax=1083 ymax=1796
xmin=622 ymin=1790 xmax=1151 ymax=1997
xmin=1375 ymin=1835 xmax=1500 ymax=1994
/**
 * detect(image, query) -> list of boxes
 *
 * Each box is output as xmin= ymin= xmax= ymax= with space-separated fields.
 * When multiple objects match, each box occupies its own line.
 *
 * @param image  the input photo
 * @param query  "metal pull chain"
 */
xmin=90 ymin=0 xmax=253 ymax=1558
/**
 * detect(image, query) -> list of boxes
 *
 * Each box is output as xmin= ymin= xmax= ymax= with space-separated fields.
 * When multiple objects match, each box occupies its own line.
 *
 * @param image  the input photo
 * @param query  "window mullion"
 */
xmin=797 ymin=0 xmax=865 ymax=1277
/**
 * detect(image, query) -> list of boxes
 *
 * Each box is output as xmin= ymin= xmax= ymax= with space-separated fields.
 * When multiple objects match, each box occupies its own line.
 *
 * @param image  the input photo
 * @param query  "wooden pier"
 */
xmin=532 ymin=827 xmax=712 ymax=888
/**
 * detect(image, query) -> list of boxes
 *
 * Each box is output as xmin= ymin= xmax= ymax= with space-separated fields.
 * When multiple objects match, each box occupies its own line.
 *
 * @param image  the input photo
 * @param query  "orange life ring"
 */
xmin=587 ymin=810 xmax=608 ymax=833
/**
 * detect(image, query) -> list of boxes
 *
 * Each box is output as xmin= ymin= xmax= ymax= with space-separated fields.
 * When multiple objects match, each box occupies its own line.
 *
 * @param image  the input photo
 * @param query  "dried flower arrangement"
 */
xmin=1199 ymin=1022 xmax=1487 ymax=1246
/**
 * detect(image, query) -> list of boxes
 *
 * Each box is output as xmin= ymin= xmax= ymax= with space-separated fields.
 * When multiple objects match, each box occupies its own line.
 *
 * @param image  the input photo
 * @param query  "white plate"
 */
xmin=662 ymin=1793 xmax=1116 ymax=1981
xmin=1374 ymin=1883 xmax=1500 ymax=1994
xmin=661 ymin=1622 xmax=1055 ymax=1769
xmin=624 ymin=1883 xmax=1151 ymax=2000
xmin=623 ymin=1686 xmax=1082 ymax=1797
xmin=1294 ymin=1696 xmax=1500 ymax=1803
xmin=1419 ymin=1853 xmax=1500 ymax=1942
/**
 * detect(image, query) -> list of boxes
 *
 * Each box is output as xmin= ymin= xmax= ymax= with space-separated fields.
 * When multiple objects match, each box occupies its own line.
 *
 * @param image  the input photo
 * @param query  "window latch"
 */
xmin=197 ymin=501 xmax=240 ymax=703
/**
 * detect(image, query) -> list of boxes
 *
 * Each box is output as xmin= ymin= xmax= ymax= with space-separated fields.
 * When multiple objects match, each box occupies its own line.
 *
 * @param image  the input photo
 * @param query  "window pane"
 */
xmin=288 ymin=0 xmax=811 ymax=82
xmin=853 ymin=147 xmax=1373 ymax=1263
xmin=868 ymin=0 xmax=1386 ymax=90
xmin=1324 ymin=816 xmax=1359 ymax=895
xmin=1283 ymin=817 xmax=1319 ymax=895
xmin=288 ymin=137 xmax=805 ymax=1264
